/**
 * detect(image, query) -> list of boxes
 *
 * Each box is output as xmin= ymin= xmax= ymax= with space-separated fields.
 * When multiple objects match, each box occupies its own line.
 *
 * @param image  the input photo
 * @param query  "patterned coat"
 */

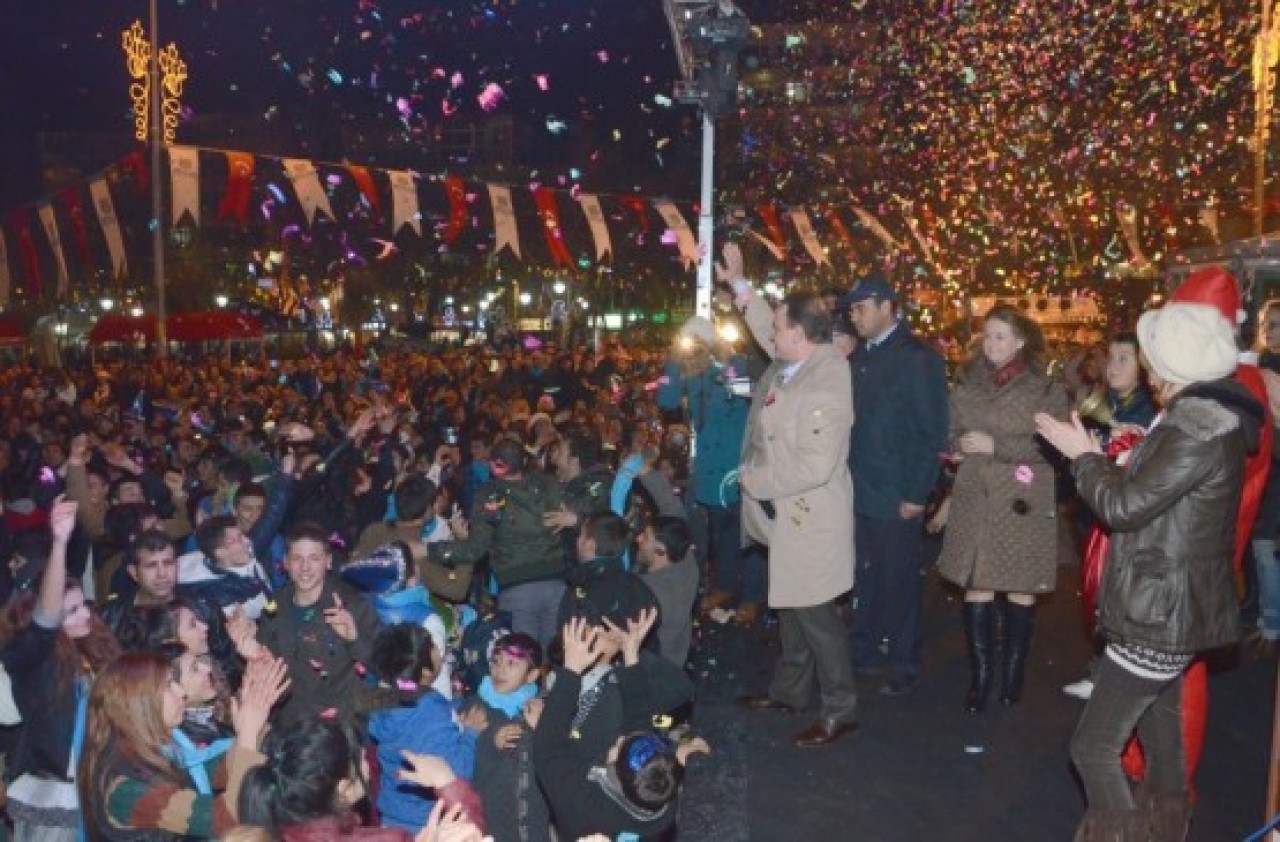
xmin=937 ymin=363 xmax=1069 ymax=594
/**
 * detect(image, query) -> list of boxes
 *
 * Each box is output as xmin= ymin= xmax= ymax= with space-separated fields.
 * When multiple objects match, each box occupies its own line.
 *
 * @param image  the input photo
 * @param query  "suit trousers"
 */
xmin=852 ymin=513 xmax=925 ymax=679
xmin=768 ymin=599 xmax=858 ymax=724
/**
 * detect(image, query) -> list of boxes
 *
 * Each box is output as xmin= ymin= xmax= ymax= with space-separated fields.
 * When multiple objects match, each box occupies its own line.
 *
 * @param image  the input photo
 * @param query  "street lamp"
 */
xmin=519 ymin=292 xmax=532 ymax=306
xmin=214 ymin=294 xmax=229 ymax=308
xmin=100 ymin=298 xmax=115 ymax=311
xmin=665 ymin=0 xmax=749 ymax=318
xmin=552 ymin=281 xmax=567 ymax=295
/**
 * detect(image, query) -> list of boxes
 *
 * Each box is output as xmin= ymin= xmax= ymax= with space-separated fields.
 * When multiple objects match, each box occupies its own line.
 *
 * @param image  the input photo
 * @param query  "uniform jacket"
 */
xmin=1073 ymin=380 xmax=1262 ymax=653
xmin=739 ymin=342 xmax=855 ymax=609
xmin=937 ymin=361 xmax=1069 ymax=594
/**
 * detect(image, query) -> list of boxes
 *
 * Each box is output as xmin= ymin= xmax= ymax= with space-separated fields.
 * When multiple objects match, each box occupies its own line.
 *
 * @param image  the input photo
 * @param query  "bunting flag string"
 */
xmin=60 ymin=186 xmax=92 ymax=267
xmin=10 ymin=210 xmax=42 ymax=300
xmin=217 ymin=151 xmax=255 ymax=226
xmin=789 ymin=207 xmax=828 ymax=267
xmin=443 ymin=175 xmax=467 ymax=244
xmin=533 ymin=186 xmax=574 ymax=268
xmin=488 ymin=184 xmax=521 ymax=259
xmin=756 ymin=203 xmax=788 ymax=260
xmin=36 ymin=204 xmax=70 ymax=299
xmin=90 ymin=178 xmax=128 ymax=281
xmin=579 ymin=194 xmax=612 ymax=262
xmin=389 ymin=170 xmax=421 ymax=236
xmin=168 ymin=145 xmax=201 ymax=227
xmin=1116 ymin=202 xmax=1149 ymax=266
xmin=654 ymin=201 xmax=699 ymax=269
xmin=282 ymin=159 xmax=334 ymax=226
xmin=347 ymin=165 xmax=380 ymax=213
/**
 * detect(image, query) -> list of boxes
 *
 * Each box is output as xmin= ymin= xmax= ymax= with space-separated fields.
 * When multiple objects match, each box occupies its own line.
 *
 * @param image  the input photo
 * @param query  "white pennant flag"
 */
xmin=746 ymin=228 xmax=786 ymax=261
xmin=168 ymin=146 xmax=201 ymax=226
xmin=37 ymin=204 xmax=69 ymax=298
xmin=90 ymin=178 xmax=128 ymax=279
xmin=488 ymin=184 xmax=522 ymax=259
xmin=1116 ymin=202 xmax=1149 ymax=265
xmin=654 ymin=201 xmax=699 ymax=269
xmin=852 ymin=206 xmax=906 ymax=251
xmin=389 ymin=171 xmax=421 ymax=236
xmin=579 ymin=194 xmax=612 ymax=261
xmin=283 ymin=159 xmax=334 ymax=225
xmin=0 ymin=230 xmax=10 ymax=308
xmin=789 ymin=207 xmax=828 ymax=267
xmin=1198 ymin=207 xmax=1221 ymax=243
xmin=901 ymin=212 xmax=934 ymax=264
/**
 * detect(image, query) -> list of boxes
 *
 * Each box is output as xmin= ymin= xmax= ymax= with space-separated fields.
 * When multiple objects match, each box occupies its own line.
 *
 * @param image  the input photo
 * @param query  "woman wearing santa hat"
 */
xmin=1037 ymin=300 xmax=1264 ymax=840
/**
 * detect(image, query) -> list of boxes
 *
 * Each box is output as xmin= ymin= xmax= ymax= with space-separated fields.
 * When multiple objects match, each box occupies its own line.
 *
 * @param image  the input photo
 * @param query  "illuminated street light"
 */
xmin=479 ymin=299 xmax=491 ymax=311
xmin=319 ymin=296 xmax=331 ymax=311
xmin=129 ymin=306 xmax=144 ymax=318
xmin=214 ymin=294 xmax=229 ymax=308
xmin=552 ymin=281 xmax=567 ymax=295
xmin=100 ymin=298 xmax=115 ymax=311
xmin=519 ymin=292 xmax=532 ymax=305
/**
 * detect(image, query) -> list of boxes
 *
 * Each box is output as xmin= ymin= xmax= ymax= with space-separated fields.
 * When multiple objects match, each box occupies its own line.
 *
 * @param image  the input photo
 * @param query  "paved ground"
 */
xmin=677 ymin=561 xmax=1276 ymax=841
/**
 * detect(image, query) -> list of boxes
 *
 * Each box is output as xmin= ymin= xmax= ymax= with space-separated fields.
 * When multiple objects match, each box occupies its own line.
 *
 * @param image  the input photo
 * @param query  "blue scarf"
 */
xmin=476 ymin=676 xmax=538 ymax=719
xmin=168 ymin=730 xmax=235 ymax=795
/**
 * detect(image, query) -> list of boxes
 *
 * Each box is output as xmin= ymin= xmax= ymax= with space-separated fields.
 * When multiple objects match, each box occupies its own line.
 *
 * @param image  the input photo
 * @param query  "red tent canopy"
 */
xmin=166 ymin=311 xmax=264 ymax=342
xmin=88 ymin=312 xmax=264 ymax=344
xmin=88 ymin=314 xmax=156 ymax=345
xmin=0 ymin=315 xmax=26 ymax=347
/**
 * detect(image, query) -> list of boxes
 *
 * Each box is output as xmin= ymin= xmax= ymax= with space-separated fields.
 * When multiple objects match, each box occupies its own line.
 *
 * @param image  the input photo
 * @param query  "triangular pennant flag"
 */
xmin=852 ymin=206 xmax=905 ymax=251
xmin=1198 ymin=207 xmax=1221 ymax=244
xmin=789 ymin=206 xmax=828 ymax=267
xmin=217 ymin=151 xmax=255 ymax=225
xmin=389 ymin=171 xmax=421 ymax=236
xmin=0 ymin=229 xmax=10 ymax=308
xmin=653 ymin=201 xmax=699 ymax=269
xmin=90 ymin=178 xmax=128 ymax=280
xmin=488 ymin=184 xmax=522 ymax=259
xmin=443 ymin=176 xmax=467 ymax=244
xmin=347 ymin=165 xmax=380 ymax=212
xmin=60 ymin=186 xmax=92 ymax=267
xmin=37 ymin=204 xmax=70 ymax=298
xmin=579 ymin=194 xmax=612 ymax=262
xmin=1115 ymin=202 xmax=1148 ymax=265
xmin=533 ymin=186 xmax=575 ymax=268
xmin=283 ymin=159 xmax=334 ymax=225
xmin=746 ymin=228 xmax=786 ymax=261
xmin=168 ymin=146 xmax=201 ymax=227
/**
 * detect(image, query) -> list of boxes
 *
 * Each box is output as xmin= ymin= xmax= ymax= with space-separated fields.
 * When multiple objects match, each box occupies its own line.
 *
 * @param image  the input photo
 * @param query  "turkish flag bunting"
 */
xmin=444 ymin=176 xmax=467 ymax=245
xmin=120 ymin=149 xmax=149 ymax=192
xmin=60 ymin=186 xmax=92 ymax=266
xmin=756 ymin=203 xmax=788 ymax=257
xmin=534 ymin=186 xmax=574 ymax=268
xmin=217 ymin=151 xmax=256 ymax=226
xmin=8 ymin=209 xmax=42 ymax=300
xmin=622 ymin=195 xmax=650 ymax=234
xmin=826 ymin=207 xmax=853 ymax=245
xmin=347 ymin=166 xmax=380 ymax=213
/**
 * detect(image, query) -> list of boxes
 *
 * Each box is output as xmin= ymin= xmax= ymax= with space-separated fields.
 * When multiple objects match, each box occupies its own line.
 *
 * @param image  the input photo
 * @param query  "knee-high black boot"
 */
xmin=1000 ymin=601 xmax=1036 ymax=706
xmin=962 ymin=601 xmax=994 ymax=714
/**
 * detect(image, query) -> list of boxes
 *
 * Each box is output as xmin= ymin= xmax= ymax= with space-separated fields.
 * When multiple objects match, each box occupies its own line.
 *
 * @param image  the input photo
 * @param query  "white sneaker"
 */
xmin=1062 ymin=678 xmax=1094 ymax=700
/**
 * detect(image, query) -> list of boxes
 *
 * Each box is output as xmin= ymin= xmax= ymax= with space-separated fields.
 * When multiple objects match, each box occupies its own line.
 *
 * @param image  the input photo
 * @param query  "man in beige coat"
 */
xmin=735 ymin=292 xmax=859 ymax=748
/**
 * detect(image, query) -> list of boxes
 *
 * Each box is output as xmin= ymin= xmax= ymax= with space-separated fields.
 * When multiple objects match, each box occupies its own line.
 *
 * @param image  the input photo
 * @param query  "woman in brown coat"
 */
xmin=937 ymin=305 xmax=1068 ymax=713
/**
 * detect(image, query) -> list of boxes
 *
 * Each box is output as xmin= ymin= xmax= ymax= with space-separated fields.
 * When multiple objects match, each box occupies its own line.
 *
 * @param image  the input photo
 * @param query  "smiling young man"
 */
xmin=257 ymin=521 xmax=380 ymax=728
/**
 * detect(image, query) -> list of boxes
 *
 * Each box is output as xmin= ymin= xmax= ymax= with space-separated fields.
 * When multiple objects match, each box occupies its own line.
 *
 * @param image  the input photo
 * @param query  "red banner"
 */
xmin=622 ymin=195 xmax=650 ymax=234
xmin=534 ymin=186 xmax=575 ymax=268
xmin=756 ymin=203 xmax=788 ymax=257
xmin=347 ymin=165 xmax=380 ymax=213
xmin=60 ymin=186 xmax=92 ymax=267
xmin=217 ymin=151 xmax=256 ymax=226
xmin=9 ymin=209 xmax=42 ymax=300
xmin=826 ymin=207 xmax=852 ymax=245
xmin=120 ymin=149 xmax=149 ymax=192
xmin=444 ymin=176 xmax=467 ymax=245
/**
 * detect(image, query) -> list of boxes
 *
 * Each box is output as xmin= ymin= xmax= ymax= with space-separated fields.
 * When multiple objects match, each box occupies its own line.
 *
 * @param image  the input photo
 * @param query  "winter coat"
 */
xmin=739 ymin=344 xmax=855 ymax=609
xmin=1073 ymin=380 xmax=1262 ymax=653
xmin=472 ymin=703 xmax=551 ymax=842
xmin=257 ymin=577 xmax=381 ymax=729
xmin=656 ymin=356 xmax=750 ymax=507
xmin=848 ymin=323 xmax=950 ymax=520
xmin=428 ymin=473 xmax=565 ymax=590
xmin=937 ymin=362 xmax=1069 ymax=594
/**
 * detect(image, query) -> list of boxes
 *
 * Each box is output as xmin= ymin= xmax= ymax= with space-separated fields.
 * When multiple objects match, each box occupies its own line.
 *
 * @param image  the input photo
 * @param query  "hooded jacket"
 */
xmin=1073 ymin=379 xmax=1262 ymax=653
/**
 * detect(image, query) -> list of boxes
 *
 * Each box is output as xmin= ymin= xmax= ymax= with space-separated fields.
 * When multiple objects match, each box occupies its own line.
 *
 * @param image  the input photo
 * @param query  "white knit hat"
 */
xmin=680 ymin=316 xmax=717 ymax=347
xmin=1137 ymin=303 xmax=1238 ymax=386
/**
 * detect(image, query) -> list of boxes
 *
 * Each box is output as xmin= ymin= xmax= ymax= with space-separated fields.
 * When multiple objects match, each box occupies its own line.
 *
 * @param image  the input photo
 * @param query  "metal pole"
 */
xmin=150 ymin=0 xmax=168 ymax=356
xmin=695 ymin=110 xmax=715 ymax=320
xmin=1259 ymin=0 xmax=1272 ymax=239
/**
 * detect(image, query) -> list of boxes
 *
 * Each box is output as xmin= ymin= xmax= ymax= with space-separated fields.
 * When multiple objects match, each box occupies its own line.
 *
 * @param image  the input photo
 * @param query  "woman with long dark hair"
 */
xmin=77 ymin=652 xmax=287 ymax=840
xmin=2 ymin=497 xmax=119 ymax=842
xmin=936 ymin=305 xmax=1068 ymax=713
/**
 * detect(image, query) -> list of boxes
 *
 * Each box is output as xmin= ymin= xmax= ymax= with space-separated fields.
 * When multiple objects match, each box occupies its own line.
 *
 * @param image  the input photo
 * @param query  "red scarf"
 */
xmin=990 ymin=357 xmax=1028 ymax=389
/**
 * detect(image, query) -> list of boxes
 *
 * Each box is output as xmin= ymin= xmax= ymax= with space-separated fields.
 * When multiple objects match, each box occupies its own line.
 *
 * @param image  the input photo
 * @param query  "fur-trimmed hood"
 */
xmin=1165 ymin=378 xmax=1263 ymax=454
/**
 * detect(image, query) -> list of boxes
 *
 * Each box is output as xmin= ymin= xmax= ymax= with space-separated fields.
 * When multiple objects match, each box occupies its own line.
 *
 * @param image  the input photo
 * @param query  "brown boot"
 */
xmin=735 ymin=603 xmax=762 ymax=626
xmin=700 ymin=589 xmax=734 ymax=613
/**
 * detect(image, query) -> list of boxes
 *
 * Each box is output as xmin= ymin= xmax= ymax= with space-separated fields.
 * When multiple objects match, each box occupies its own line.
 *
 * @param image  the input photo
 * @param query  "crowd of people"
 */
xmin=0 ymin=248 xmax=1276 ymax=841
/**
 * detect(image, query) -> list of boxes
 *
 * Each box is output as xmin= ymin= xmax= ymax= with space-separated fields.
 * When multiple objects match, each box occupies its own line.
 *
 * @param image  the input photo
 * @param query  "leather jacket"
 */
xmin=1072 ymin=380 xmax=1263 ymax=653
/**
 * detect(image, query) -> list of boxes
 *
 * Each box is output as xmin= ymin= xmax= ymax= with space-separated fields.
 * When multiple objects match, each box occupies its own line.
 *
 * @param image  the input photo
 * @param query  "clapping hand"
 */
xmin=414 ymin=800 xmax=485 ymax=842
xmin=1034 ymin=412 xmax=1102 ymax=461
xmin=231 ymin=655 xmax=290 ymax=750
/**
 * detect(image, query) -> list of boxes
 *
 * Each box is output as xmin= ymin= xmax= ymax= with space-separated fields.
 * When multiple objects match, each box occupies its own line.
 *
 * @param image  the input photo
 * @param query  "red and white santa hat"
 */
xmin=1169 ymin=264 xmax=1246 ymax=328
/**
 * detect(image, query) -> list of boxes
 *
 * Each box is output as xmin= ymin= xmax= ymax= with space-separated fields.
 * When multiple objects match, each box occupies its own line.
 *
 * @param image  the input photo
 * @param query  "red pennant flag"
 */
xmin=534 ymin=187 xmax=575 ymax=268
xmin=756 ymin=203 xmax=788 ymax=257
xmin=217 ymin=151 xmax=256 ymax=226
xmin=9 ymin=209 xmax=42 ymax=300
xmin=60 ymin=186 xmax=92 ymax=267
xmin=826 ymin=207 xmax=852 ymax=245
xmin=347 ymin=165 xmax=380 ymax=212
xmin=121 ymin=149 xmax=149 ymax=193
xmin=622 ymin=195 xmax=650 ymax=233
xmin=444 ymin=176 xmax=467 ymax=245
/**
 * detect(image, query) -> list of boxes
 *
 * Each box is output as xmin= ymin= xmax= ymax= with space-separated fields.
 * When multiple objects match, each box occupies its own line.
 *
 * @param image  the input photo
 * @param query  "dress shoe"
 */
xmin=736 ymin=694 xmax=797 ymax=713
xmin=793 ymin=719 xmax=858 ymax=748
xmin=734 ymin=602 xmax=763 ymax=626
xmin=700 ymin=589 xmax=734 ymax=613
xmin=879 ymin=674 xmax=919 ymax=696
